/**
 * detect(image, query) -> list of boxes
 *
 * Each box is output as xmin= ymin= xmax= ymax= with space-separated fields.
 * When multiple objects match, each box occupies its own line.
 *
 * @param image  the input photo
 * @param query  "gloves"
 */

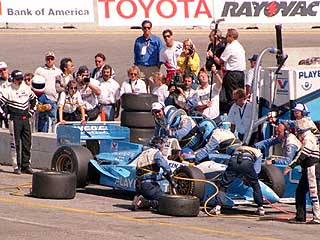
xmin=163 ymin=173 xmax=178 ymax=189
xmin=37 ymin=104 xmax=52 ymax=112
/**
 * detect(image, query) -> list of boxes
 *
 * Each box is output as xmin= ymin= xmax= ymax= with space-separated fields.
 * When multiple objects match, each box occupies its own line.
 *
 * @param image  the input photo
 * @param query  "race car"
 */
xmin=51 ymin=122 xmax=284 ymax=208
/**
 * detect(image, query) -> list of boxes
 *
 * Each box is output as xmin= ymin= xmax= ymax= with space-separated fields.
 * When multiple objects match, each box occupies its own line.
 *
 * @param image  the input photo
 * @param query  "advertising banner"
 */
xmin=97 ymin=0 xmax=215 ymax=26
xmin=0 ymin=0 xmax=94 ymax=23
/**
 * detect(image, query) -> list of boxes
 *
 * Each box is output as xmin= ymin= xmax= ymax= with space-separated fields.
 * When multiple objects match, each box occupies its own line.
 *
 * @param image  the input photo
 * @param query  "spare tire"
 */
xmin=130 ymin=127 xmax=154 ymax=145
xmin=121 ymin=110 xmax=155 ymax=128
xmin=121 ymin=93 xmax=158 ymax=111
xmin=259 ymin=165 xmax=285 ymax=197
xmin=158 ymin=195 xmax=200 ymax=217
xmin=173 ymin=166 xmax=206 ymax=200
xmin=51 ymin=145 xmax=93 ymax=188
xmin=32 ymin=171 xmax=76 ymax=199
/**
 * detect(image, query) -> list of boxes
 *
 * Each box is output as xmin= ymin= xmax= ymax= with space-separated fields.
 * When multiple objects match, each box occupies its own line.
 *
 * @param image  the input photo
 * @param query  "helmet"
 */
xmin=180 ymin=147 xmax=195 ymax=161
xmin=149 ymin=136 xmax=164 ymax=149
xmin=199 ymin=119 xmax=217 ymax=140
xmin=31 ymin=75 xmax=46 ymax=92
xmin=292 ymin=103 xmax=309 ymax=116
xmin=164 ymin=105 xmax=180 ymax=128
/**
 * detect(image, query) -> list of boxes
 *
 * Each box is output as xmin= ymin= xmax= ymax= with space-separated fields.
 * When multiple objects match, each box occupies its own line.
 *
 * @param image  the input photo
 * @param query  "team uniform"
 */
xmin=98 ymin=77 xmax=120 ymax=121
xmin=0 ymin=80 xmax=37 ymax=172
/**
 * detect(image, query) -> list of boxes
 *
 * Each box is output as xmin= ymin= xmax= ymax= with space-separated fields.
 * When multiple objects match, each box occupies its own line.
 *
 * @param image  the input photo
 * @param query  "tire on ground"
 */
xmin=259 ymin=164 xmax=285 ymax=197
xmin=121 ymin=110 xmax=155 ymax=128
xmin=158 ymin=195 xmax=200 ymax=217
xmin=130 ymin=127 xmax=154 ymax=145
xmin=121 ymin=93 xmax=158 ymax=111
xmin=173 ymin=166 xmax=206 ymax=200
xmin=51 ymin=145 xmax=93 ymax=188
xmin=32 ymin=171 xmax=76 ymax=199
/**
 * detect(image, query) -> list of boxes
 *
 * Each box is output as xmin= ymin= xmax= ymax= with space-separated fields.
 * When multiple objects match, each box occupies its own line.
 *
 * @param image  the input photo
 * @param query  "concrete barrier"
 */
xmin=0 ymin=129 xmax=56 ymax=170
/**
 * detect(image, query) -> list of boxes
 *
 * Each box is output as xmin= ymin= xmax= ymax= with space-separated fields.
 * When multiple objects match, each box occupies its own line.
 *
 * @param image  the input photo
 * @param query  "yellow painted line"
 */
xmin=0 ymin=197 xmax=279 ymax=240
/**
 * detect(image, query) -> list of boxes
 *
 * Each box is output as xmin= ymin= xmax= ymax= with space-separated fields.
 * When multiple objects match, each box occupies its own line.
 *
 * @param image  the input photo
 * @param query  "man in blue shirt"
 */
xmin=134 ymin=20 xmax=163 ymax=93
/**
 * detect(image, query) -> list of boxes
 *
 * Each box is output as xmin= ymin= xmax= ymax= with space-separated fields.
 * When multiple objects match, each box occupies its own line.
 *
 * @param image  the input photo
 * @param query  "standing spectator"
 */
xmin=192 ymin=66 xmax=222 ymax=122
xmin=159 ymin=29 xmax=183 ymax=82
xmin=76 ymin=66 xmax=101 ymax=121
xmin=24 ymin=73 xmax=33 ymax=86
xmin=228 ymin=88 xmax=257 ymax=145
xmin=56 ymin=57 xmax=74 ymax=94
xmin=245 ymin=54 xmax=259 ymax=99
xmin=134 ymin=20 xmax=163 ymax=92
xmin=151 ymin=72 xmax=168 ymax=105
xmin=215 ymin=29 xmax=246 ymax=112
xmin=31 ymin=75 xmax=56 ymax=132
xmin=205 ymin=29 xmax=225 ymax=73
xmin=120 ymin=66 xmax=147 ymax=96
xmin=177 ymin=38 xmax=200 ymax=82
xmin=58 ymin=80 xmax=86 ymax=124
xmin=34 ymin=51 xmax=63 ymax=132
xmin=91 ymin=53 xmax=106 ymax=82
xmin=0 ymin=61 xmax=10 ymax=128
xmin=98 ymin=65 xmax=120 ymax=121
xmin=0 ymin=70 xmax=37 ymax=174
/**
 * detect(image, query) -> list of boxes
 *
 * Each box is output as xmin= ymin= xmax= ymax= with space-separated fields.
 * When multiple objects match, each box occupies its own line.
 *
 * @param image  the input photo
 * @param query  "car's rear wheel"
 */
xmin=259 ymin=165 xmax=285 ymax=197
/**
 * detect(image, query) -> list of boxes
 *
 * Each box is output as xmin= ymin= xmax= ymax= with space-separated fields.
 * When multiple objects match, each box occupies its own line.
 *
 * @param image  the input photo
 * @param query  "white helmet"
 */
xmin=31 ymin=75 xmax=46 ymax=92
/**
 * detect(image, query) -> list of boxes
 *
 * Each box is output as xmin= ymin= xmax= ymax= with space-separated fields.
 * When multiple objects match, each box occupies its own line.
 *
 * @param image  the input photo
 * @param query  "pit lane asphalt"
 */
xmin=0 ymin=165 xmax=319 ymax=240
xmin=1 ymin=29 xmax=320 ymax=239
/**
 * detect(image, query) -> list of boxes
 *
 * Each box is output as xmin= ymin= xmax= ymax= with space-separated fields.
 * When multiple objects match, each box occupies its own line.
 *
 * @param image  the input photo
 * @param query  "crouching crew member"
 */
xmin=211 ymin=146 xmax=265 ymax=216
xmin=284 ymin=128 xmax=320 ymax=224
xmin=132 ymin=137 xmax=175 ymax=210
xmin=0 ymin=70 xmax=37 ymax=174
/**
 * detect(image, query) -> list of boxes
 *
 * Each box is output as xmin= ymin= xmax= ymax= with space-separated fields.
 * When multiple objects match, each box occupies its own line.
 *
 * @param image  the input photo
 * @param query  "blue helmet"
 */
xmin=180 ymin=147 xmax=195 ymax=161
xmin=199 ymin=119 xmax=217 ymax=140
xmin=164 ymin=105 xmax=180 ymax=128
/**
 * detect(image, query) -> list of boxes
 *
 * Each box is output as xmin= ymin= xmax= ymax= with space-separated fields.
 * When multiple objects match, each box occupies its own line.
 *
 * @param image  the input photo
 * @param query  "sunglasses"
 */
xmin=130 ymin=73 xmax=138 ymax=76
xmin=70 ymin=87 xmax=77 ymax=90
xmin=24 ymin=78 xmax=31 ymax=81
xmin=46 ymin=57 xmax=54 ymax=61
xmin=163 ymin=35 xmax=171 ymax=39
xmin=152 ymin=110 xmax=161 ymax=114
xmin=143 ymin=26 xmax=151 ymax=30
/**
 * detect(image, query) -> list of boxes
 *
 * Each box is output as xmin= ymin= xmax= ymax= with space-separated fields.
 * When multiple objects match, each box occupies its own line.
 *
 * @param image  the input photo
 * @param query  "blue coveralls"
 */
xmin=36 ymin=93 xmax=56 ymax=132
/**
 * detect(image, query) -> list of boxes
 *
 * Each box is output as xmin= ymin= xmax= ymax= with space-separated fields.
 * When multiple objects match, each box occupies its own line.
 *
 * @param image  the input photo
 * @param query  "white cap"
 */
xmin=151 ymin=102 xmax=164 ymax=111
xmin=0 ymin=61 xmax=8 ymax=70
xmin=293 ymin=103 xmax=308 ymax=112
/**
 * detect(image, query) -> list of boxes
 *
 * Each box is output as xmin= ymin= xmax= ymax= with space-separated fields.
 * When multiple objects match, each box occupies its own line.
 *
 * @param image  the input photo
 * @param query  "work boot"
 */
xmin=21 ymin=167 xmax=33 ymax=174
xmin=13 ymin=168 xmax=21 ymax=175
xmin=131 ymin=195 xmax=149 ymax=211
xmin=255 ymin=206 xmax=265 ymax=216
xmin=288 ymin=217 xmax=306 ymax=224
xmin=307 ymin=219 xmax=320 ymax=224
xmin=209 ymin=205 xmax=221 ymax=215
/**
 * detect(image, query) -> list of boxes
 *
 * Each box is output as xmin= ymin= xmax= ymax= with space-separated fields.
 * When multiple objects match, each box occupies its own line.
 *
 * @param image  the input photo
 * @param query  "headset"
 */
xmin=294 ymin=103 xmax=309 ymax=117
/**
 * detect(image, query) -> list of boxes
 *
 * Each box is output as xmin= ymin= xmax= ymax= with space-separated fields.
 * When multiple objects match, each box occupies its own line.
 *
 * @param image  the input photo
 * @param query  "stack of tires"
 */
xmin=120 ymin=93 xmax=158 ymax=145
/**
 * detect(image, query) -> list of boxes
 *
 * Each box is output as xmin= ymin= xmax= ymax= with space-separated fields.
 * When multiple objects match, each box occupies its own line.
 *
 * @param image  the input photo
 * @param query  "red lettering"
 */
xmin=194 ymin=0 xmax=212 ymax=18
xmin=178 ymin=0 xmax=194 ymax=18
xmin=157 ymin=0 xmax=177 ymax=18
xmin=138 ymin=0 xmax=155 ymax=18
xmin=98 ymin=0 xmax=115 ymax=18
xmin=117 ymin=0 xmax=137 ymax=19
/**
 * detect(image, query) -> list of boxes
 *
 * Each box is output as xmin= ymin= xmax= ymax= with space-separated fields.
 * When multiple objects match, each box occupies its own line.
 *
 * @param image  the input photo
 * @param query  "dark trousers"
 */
xmin=11 ymin=117 xmax=32 ymax=169
xmin=238 ymin=131 xmax=257 ymax=146
xmin=223 ymin=71 xmax=245 ymax=112
xmin=217 ymin=155 xmax=263 ymax=207
xmin=139 ymin=181 xmax=166 ymax=208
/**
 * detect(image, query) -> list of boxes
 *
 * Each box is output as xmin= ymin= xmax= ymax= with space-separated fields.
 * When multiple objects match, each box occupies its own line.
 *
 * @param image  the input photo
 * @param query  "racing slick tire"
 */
xmin=259 ymin=165 xmax=285 ymax=197
xmin=51 ymin=145 xmax=93 ymax=188
xmin=130 ymin=127 xmax=154 ymax=145
xmin=173 ymin=166 xmax=206 ymax=200
xmin=121 ymin=110 xmax=155 ymax=128
xmin=158 ymin=195 xmax=200 ymax=217
xmin=32 ymin=171 xmax=76 ymax=199
xmin=121 ymin=93 xmax=158 ymax=111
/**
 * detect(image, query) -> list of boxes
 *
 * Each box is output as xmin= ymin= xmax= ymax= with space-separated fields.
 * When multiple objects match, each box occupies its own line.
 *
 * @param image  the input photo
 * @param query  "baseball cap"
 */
xmin=293 ymin=103 xmax=308 ymax=112
xmin=11 ymin=70 xmax=24 ymax=80
xmin=151 ymin=102 xmax=164 ymax=111
xmin=45 ymin=51 xmax=55 ymax=58
xmin=0 ymin=61 xmax=8 ymax=70
xmin=248 ymin=54 xmax=258 ymax=62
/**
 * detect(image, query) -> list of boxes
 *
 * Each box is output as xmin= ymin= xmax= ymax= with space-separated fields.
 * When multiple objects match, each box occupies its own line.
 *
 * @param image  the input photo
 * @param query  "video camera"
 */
xmin=169 ymin=72 xmax=186 ymax=92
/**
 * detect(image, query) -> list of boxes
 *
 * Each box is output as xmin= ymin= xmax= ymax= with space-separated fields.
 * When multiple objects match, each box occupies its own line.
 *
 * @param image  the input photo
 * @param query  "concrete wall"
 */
xmin=0 ymin=129 xmax=56 ymax=170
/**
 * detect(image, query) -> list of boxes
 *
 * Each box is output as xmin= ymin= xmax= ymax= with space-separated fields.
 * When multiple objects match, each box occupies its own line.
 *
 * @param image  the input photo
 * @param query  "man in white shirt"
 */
xmin=34 ymin=51 xmax=63 ymax=132
xmin=120 ymin=66 xmax=147 ymax=96
xmin=245 ymin=54 xmax=259 ymax=100
xmin=98 ymin=65 xmax=120 ymax=120
xmin=192 ymin=65 xmax=222 ymax=123
xmin=159 ymin=29 xmax=183 ymax=82
xmin=215 ymin=29 xmax=246 ymax=112
xmin=228 ymin=88 xmax=257 ymax=146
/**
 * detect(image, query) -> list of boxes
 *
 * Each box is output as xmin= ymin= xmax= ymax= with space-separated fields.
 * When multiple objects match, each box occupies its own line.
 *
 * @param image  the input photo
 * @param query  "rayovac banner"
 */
xmin=215 ymin=0 xmax=320 ymax=24
xmin=97 ymin=0 xmax=215 ymax=26
xmin=0 ymin=0 xmax=94 ymax=23
xmin=97 ymin=0 xmax=320 ymax=26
